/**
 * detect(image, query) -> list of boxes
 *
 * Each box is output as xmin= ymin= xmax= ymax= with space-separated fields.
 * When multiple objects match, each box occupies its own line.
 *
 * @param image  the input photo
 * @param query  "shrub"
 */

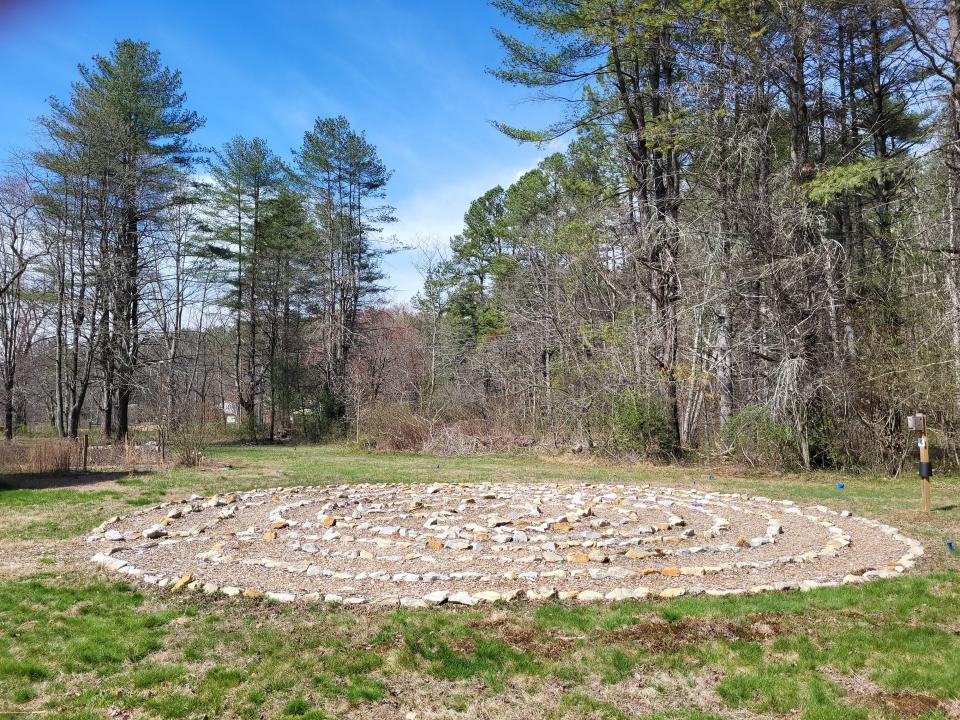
xmin=360 ymin=402 xmax=430 ymax=452
xmin=609 ymin=392 xmax=678 ymax=457
xmin=720 ymin=405 xmax=799 ymax=469
xmin=169 ymin=420 xmax=208 ymax=467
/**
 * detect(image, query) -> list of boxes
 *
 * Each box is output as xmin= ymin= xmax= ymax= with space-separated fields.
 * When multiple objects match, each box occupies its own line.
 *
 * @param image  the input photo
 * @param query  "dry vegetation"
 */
xmin=0 ymin=438 xmax=77 ymax=475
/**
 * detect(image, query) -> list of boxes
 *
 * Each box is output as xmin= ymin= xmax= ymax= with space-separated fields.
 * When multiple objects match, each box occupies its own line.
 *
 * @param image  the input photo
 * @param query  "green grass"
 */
xmin=0 ymin=572 xmax=957 ymax=718
xmin=0 ymin=444 xmax=958 ymax=718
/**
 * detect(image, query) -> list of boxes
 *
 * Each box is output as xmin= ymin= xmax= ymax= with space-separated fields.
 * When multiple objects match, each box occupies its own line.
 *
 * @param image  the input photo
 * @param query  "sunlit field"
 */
xmin=1 ymin=444 xmax=958 ymax=719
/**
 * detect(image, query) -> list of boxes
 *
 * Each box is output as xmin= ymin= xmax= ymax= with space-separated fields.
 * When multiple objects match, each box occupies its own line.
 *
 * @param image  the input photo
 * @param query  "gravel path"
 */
xmin=86 ymin=482 xmax=924 ymax=606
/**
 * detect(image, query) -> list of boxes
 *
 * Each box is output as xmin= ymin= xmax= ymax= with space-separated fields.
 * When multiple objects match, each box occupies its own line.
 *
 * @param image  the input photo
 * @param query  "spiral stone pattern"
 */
xmin=88 ymin=483 xmax=923 ymax=606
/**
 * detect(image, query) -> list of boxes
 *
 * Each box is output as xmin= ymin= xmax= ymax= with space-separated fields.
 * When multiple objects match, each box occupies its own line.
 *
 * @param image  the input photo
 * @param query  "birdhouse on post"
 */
xmin=907 ymin=413 xmax=931 ymax=512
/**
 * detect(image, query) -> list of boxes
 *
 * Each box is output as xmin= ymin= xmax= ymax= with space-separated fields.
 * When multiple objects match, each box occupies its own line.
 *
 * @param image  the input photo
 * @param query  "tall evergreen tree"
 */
xmin=203 ymin=136 xmax=285 ymax=437
xmin=294 ymin=116 xmax=394 ymax=426
xmin=37 ymin=39 xmax=203 ymax=439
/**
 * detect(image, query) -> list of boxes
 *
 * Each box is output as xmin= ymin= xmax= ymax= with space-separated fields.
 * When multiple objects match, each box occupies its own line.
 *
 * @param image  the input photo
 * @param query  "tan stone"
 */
xmin=262 ymin=531 xmax=277 ymax=540
xmin=661 ymin=567 xmax=681 ymax=577
xmin=172 ymin=574 xmax=193 ymax=590
xmin=659 ymin=587 xmax=685 ymax=598
xmin=426 ymin=539 xmax=444 ymax=550
xmin=320 ymin=516 xmax=337 ymax=528
xmin=242 ymin=589 xmax=263 ymax=599
xmin=270 ymin=520 xmax=289 ymax=529
xmin=567 ymin=553 xmax=590 ymax=563
xmin=625 ymin=548 xmax=651 ymax=560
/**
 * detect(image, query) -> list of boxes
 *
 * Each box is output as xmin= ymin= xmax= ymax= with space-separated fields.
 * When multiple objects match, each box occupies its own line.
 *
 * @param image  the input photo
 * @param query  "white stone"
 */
xmin=423 ymin=590 xmax=449 ymax=605
xmin=448 ymin=591 xmax=478 ymax=606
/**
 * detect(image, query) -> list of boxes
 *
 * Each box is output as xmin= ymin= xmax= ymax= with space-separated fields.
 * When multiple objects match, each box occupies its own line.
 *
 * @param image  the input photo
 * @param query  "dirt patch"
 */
xmin=0 ymin=539 xmax=89 ymax=579
xmin=463 ymin=612 xmax=789 ymax=661
xmin=604 ymin=613 xmax=788 ymax=652
xmin=822 ymin=667 xmax=959 ymax=719
xmin=869 ymin=691 xmax=942 ymax=718
xmin=467 ymin=616 xmax=569 ymax=659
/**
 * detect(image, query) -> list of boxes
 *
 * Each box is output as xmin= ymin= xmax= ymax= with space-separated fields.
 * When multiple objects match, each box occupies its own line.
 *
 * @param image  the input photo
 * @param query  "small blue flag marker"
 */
xmin=836 ymin=482 xmax=845 ymax=489
xmin=947 ymin=542 xmax=957 ymax=556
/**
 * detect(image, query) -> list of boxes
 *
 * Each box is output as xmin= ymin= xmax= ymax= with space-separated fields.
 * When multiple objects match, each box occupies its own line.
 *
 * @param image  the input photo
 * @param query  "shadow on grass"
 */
xmin=0 ymin=469 xmax=152 ymax=491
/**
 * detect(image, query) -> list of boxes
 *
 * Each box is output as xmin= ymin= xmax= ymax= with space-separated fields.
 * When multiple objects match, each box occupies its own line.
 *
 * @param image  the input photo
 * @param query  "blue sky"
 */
xmin=0 ymin=0 xmax=560 ymax=303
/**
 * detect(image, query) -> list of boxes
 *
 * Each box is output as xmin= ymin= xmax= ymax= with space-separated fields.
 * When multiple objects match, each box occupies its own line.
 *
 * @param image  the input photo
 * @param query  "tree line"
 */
xmin=0 ymin=39 xmax=393 ymax=445
xmin=4 ymin=0 xmax=960 ymax=474
xmin=385 ymin=0 xmax=960 ymax=472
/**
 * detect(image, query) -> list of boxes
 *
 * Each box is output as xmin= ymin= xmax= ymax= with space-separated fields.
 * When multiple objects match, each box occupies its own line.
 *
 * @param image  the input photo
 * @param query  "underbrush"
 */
xmin=0 ymin=439 xmax=78 ymax=474
xmin=719 ymin=405 xmax=800 ymax=470
xmin=359 ymin=402 xmax=538 ymax=456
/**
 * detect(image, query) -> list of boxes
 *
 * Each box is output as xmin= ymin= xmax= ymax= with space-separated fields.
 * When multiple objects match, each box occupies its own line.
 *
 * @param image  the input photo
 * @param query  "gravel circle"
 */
xmin=87 ymin=482 xmax=924 ymax=606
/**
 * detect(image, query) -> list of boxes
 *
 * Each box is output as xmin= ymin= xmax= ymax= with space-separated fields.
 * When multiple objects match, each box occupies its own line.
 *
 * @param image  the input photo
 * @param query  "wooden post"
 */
xmin=159 ymin=427 xmax=165 ymax=464
xmin=909 ymin=413 xmax=932 ymax=513
xmin=81 ymin=432 xmax=89 ymax=472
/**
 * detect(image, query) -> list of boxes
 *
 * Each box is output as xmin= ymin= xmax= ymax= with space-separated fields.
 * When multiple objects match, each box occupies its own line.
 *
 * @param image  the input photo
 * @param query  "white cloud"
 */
xmin=381 ymin=156 xmax=546 ymax=304
xmin=390 ymin=158 xmax=541 ymax=250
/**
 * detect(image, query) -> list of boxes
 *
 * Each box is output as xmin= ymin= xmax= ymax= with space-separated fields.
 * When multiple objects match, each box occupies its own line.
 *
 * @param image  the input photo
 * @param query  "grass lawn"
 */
xmin=0 ymin=444 xmax=958 ymax=719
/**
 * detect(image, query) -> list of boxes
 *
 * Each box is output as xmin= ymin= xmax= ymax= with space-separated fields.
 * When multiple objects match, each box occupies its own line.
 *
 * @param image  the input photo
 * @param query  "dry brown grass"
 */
xmin=26 ymin=439 xmax=76 ymax=474
xmin=0 ymin=441 xmax=26 ymax=469
xmin=0 ymin=439 xmax=77 ymax=474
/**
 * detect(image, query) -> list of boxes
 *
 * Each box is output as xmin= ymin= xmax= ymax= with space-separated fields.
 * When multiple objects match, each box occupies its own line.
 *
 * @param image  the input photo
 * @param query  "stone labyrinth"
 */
xmin=89 ymin=483 xmax=923 ymax=607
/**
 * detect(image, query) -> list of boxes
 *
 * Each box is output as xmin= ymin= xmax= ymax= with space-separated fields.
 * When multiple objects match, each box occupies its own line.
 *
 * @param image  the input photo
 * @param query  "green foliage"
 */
xmin=610 ymin=391 xmax=678 ymax=457
xmin=805 ymin=158 xmax=900 ymax=205
xmin=721 ymin=405 xmax=799 ymax=470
